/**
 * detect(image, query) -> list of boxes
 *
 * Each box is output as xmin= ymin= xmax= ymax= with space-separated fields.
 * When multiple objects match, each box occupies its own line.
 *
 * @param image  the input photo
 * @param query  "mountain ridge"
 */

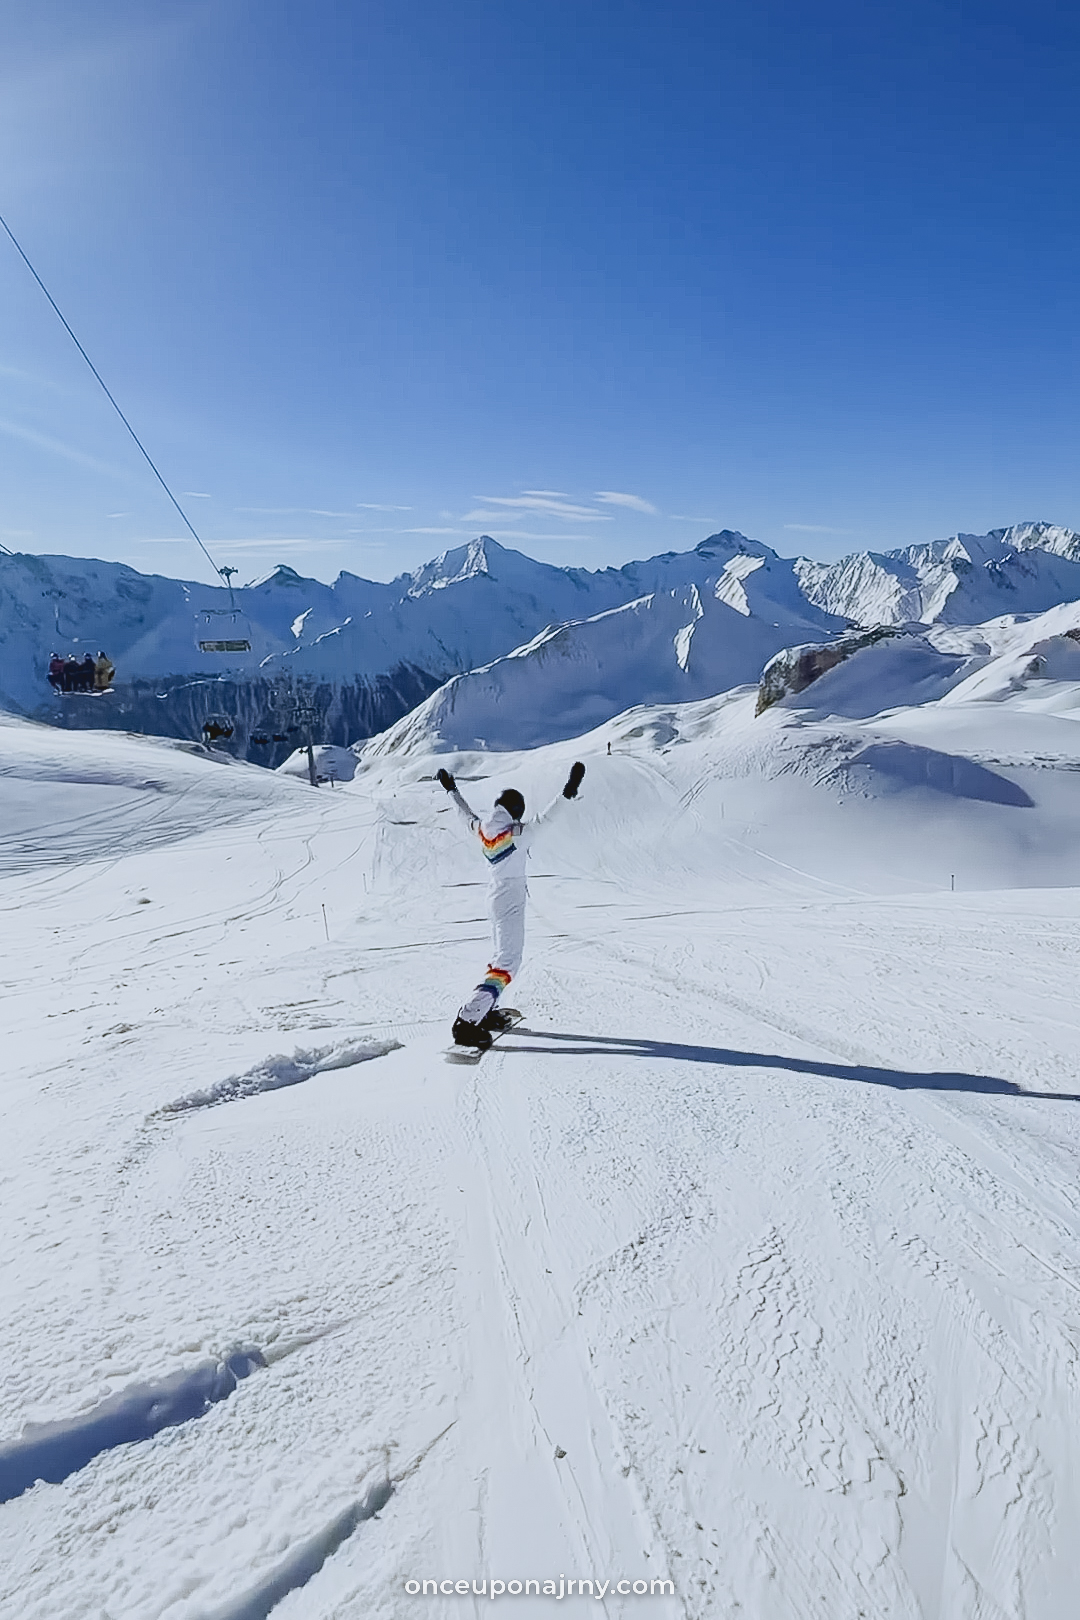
xmin=4 ymin=521 xmax=1080 ymax=759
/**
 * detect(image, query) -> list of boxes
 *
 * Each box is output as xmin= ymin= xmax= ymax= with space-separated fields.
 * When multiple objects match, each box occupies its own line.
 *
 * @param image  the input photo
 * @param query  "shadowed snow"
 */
xmin=202 ymin=1481 xmax=393 ymax=1620
xmin=0 ymin=1350 xmax=265 ymax=1503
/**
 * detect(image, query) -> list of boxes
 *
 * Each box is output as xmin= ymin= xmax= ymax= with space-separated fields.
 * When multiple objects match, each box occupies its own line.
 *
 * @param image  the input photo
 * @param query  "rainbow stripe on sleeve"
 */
xmin=480 ymin=966 xmax=513 ymax=996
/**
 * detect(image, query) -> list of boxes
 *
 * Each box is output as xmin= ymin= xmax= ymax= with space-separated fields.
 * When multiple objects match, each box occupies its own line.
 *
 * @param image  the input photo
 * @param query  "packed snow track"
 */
xmin=2 ymin=703 xmax=1080 ymax=1619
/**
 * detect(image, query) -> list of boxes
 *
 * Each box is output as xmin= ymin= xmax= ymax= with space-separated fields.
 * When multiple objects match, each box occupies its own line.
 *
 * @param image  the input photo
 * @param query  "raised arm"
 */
xmin=436 ymin=767 xmax=479 ymax=831
xmin=528 ymin=761 xmax=586 ymax=833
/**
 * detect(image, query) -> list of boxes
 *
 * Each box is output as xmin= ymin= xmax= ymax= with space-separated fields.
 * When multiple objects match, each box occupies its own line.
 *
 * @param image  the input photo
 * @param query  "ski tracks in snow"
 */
xmin=505 ymin=868 xmax=1080 ymax=1617
xmin=7 ymin=748 xmax=1080 ymax=1616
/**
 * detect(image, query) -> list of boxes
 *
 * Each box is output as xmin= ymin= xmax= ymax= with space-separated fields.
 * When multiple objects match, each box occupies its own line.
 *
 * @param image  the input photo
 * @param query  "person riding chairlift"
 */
xmin=48 ymin=653 xmax=65 ymax=691
xmin=94 ymin=651 xmax=115 ymax=691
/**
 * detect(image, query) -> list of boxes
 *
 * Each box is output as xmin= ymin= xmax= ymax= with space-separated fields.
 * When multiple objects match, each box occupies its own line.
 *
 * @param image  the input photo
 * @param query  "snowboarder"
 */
xmin=437 ymin=761 xmax=586 ymax=1050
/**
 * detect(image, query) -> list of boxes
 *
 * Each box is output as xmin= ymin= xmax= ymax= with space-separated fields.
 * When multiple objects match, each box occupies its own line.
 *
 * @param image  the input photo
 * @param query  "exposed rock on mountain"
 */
xmin=756 ymin=628 xmax=900 ymax=715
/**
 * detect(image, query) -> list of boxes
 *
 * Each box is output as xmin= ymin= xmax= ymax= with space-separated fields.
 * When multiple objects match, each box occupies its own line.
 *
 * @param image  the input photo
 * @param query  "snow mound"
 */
xmin=761 ymin=631 xmax=978 ymax=719
xmin=155 ymin=1037 xmax=402 ymax=1115
xmin=275 ymin=743 xmax=358 ymax=783
xmin=837 ymin=740 xmax=1035 ymax=807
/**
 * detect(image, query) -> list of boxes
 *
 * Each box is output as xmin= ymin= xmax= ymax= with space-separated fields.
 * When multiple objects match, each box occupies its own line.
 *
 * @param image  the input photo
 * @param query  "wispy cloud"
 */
xmin=0 ymin=362 xmax=61 ymax=389
xmin=210 ymin=537 xmax=344 ymax=552
xmin=0 ymin=418 xmax=125 ymax=477
xmin=468 ymin=493 xmax=611 ymax=523
xmin=594 ymin=490 xmax=658 ymax=515
xmin=356 ymin=502 xmax=412 ymax=511
xmin=783 ymin=523 xmax=855 ymax=534
xmin=137 ymin=536 xmax=342 ymax=552
xmin=235 ymin=506 xmax=353 ymax=518
xmin=670 ymin=514 xmax=715 ymax=523
xmin=183 ymin=491 xmax=211 ymax=499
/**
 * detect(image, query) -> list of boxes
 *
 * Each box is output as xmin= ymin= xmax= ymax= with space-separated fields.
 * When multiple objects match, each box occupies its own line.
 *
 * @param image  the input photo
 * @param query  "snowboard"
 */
xmin=444 ymin=1008 xmax=523 ymax=1065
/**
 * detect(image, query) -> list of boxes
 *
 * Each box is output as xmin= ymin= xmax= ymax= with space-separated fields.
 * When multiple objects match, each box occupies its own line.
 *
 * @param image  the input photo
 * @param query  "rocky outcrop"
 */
xmin=756 ymin=627 xmax=899 ymax=715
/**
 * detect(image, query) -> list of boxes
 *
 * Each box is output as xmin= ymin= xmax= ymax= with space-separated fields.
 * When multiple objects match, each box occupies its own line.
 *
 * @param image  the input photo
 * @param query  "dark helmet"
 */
xmin=496 ymin=788 xmax=525 ymax=821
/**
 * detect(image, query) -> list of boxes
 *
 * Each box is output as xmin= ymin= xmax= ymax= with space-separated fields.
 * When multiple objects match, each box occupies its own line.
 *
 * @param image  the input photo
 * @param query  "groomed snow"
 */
xmin=3 ymin=697 xmax=1080 ymax=1618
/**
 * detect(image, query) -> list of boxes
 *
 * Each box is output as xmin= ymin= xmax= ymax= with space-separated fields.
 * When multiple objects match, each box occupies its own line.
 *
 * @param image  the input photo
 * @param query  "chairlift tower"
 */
xmin=268 ymin=676 xmax=321 ymax=788
xmin=217 ymin=564 xmax=240 ymax=610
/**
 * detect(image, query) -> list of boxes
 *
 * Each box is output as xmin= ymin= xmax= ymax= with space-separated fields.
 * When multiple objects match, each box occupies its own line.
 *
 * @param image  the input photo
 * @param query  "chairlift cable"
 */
xmin=0 ymin=209 xmax=225 ymax=587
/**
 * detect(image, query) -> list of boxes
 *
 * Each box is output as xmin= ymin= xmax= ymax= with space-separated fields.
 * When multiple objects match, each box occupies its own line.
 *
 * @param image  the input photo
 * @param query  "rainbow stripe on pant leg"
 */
xmin=478 ymin=966 xmax=512 ymax=1000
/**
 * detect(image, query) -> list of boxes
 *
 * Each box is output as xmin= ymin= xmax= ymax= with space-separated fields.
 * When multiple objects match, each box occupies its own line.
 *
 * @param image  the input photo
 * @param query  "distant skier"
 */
xmin=437 ymin=760 xmax=586 ymax=1050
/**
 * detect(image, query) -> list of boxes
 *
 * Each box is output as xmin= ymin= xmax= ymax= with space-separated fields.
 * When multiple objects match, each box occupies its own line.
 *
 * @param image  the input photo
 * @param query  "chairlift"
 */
xmin=194 ymin=607 xmax=252 ymax=656
xmin=48 ymin=649 xmax=114 ymax=695
xmin=251 ymin=732 xmax=271 ymax=746
xmin=201 ymin=713 xmax=235 ymax=744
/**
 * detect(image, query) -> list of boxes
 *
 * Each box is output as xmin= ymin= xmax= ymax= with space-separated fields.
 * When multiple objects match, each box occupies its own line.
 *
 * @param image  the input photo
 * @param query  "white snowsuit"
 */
xmin=449 ymin=787 xmax=566 ymax=1024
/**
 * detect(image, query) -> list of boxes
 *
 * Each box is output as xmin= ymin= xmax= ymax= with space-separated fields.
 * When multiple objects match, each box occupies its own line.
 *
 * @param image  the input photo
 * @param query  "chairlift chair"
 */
xmin=201 ymin=713 xmax=235 ymax=744
xmin=194 ymin=607 xmax=252 ymax=656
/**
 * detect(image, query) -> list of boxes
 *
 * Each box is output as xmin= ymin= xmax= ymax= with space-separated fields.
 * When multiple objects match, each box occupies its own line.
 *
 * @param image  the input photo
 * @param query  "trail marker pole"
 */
xmin=322 ymin=904 xmax=329 ymax=941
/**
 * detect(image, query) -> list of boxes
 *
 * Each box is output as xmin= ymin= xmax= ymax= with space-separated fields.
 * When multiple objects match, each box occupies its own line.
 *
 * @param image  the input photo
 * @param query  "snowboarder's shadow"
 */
xmin=503 ymin=1030 xmax=1080 ymax=1102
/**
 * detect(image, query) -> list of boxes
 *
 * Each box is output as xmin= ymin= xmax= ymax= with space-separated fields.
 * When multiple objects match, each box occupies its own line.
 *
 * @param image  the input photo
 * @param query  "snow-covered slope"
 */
xmin=362 ymin=571 xmax=845 ymax=756
xmin=4 ymin=691 xmax=1080 ymax=1617
xmin=796 ymin=521 xmax=1080 ymax=626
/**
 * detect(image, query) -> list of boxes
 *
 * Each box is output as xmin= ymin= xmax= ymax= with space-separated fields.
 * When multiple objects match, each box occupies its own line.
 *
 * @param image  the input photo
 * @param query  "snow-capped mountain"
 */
xmin=362 ymin=576 xmax=845 ymax=757
xmin=0 ymin=531 xmax=843 ymax=757
xmin=6 ymin=520 xmax=1080 ymax=762
xmin=796 ymin=522 xmax=1080 ymax=626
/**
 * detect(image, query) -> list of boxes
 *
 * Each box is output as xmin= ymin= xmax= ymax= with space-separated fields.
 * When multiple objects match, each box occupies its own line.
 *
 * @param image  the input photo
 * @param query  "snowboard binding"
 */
xmin=446 ymin=1007 xmax=523 ymax=1063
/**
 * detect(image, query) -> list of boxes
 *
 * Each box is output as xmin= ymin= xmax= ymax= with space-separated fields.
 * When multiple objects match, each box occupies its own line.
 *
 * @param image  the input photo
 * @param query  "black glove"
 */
xmin=562 ymin=761 xmax=585 ymax=799
xmin=437 ymin=768 xmax=456 ymax=792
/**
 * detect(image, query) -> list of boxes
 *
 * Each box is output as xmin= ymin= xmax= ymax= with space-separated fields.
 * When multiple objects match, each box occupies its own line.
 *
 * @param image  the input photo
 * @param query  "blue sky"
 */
xmin=1 ymin=0 xmax=1078 ymax=585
